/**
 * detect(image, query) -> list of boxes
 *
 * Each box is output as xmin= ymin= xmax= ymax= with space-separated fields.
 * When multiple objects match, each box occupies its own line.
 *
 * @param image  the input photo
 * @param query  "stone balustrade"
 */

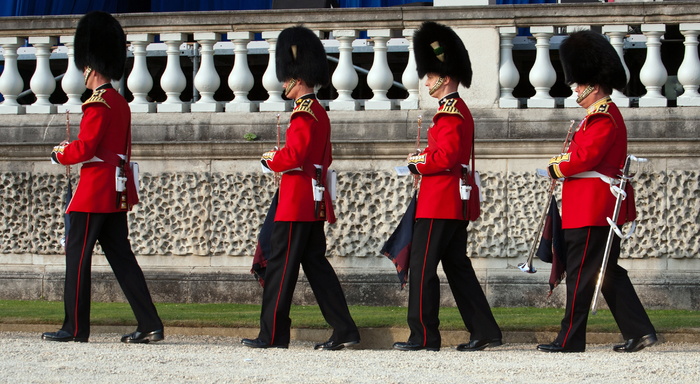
xmin=1 ymin=3 xmax=700 ymax=113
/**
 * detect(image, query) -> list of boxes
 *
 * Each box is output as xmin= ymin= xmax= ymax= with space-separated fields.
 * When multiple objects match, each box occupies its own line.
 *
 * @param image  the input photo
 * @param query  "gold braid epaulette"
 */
xmin=83 ymin=89 xmax=111 ymax=108
xmin=436 ymin=98 xmax=463 ymax=119
xmin=291 ymin=98 xmax=317 ymax=121
xmin=587 ymin=96 xmax=612 ymax=115
xmin=582 ymin=96 xmax=613 ymax=131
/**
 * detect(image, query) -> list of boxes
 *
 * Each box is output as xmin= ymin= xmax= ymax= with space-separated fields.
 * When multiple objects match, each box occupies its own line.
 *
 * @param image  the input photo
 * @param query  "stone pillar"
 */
xmin=329 ymin=30 xmax=359 ymax=111
xmin=192 ymin=32 xmax=222 ymax=112
xmin=127 ymin=34 xmax=156 ymax=113
xmin=527 ymin=27 xmax=555 ymax=108
xmin=676 ymin=23 xmax=700 ymax=107
xmin=0 ymin=37 xmax=26 ymax=115
xmin=57 ymin=35 xmax=85 ymax=113
xmin=400 ymin=29 xmax=420 ymax=110
xmin=260 ymin=30 xmax=289 ymax=112
xmin=498 ymin=27 xmax=519 ymax=108
xmin=26 ymin=36 xmax=57 ymax=114
xmin=639 ymin=24 xmax=667 ymax=108
xmin=158 ymin=33 xmax=190 ymax=113
xmin=603 ymin=25 xmax=631 ymax=108
xmin=365 ymin=29 xmax=396 ymax=110
xmin=225 ymin=31 xmax=257 ymax=113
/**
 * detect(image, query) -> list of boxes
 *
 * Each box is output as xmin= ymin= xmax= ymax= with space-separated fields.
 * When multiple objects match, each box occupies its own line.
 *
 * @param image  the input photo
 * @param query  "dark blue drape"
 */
xmin=0 ymin=0 xmax=570 ymax=17
xmin=2 ymin=0 xmax=131 ymax=16
xmin=150 ymin=0 xmax=272 ymax=12
xmin=1 ymin=0 xmax=436 ymax=16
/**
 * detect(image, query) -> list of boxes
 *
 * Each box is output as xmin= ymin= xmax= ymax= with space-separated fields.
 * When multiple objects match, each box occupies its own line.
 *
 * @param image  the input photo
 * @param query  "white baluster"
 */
xmin=366 ymin=29 xmax=396 ymax=110
xmin=127 ymin=34 xmax=156 ymax=113
xmin=639 ymin=24 xmax=667 ymax=108
xmin=400 ymin=29 xmax=419 ymax=110
xmin=225 ymin=31 xmax=257 ymax=113
xmin=527 ymin=27 xmax=556 ymax=108
xmin=602 ymin=25 xmax=631 ymax=108
xmin=677 ymin=23 xmax=700 ymax=107
xmin=564 ymin=25 xmax=592 ymax=108
xmin=498 ymin=27 xmax=519 ymax=108
xmin=57 ymin=35 xmax=86 ymax=114
xmin=329 ymin=30 xmax=359 ymax=111
xmin=26 ymin=36 xmax=57 ymax=114
xmin=260 ymin=30 xmax=289 ymax=112
xmin=0 ymin=37 xmax=26 ymax=114
xmin=158 ymin=33 xmax=190 ymax=113
xmin=192 ymin=32 xmax=222 ymax=112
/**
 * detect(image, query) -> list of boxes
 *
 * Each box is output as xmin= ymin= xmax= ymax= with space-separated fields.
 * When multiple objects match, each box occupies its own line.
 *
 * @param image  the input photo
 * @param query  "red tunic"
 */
xmin=262 ymin=96 xmax=335 ymax=223
xmin=548 ymin=97 xmax=635 ymax=229
xmin=54 ymin=87 xmax=130 ymax=213
xmin=408 ymin=97 xmax=473 ymax=220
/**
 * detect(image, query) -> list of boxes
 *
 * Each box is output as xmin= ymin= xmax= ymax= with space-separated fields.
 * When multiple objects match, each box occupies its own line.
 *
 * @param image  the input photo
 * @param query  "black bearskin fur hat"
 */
xmin=276 ymin=26 xmax=330 ymax=88
xmin=413 ymin=21 xmax=472 ymax=88
xmin=74 ymin=11 xmax=126 ymax=80
xmin=559 ymin=30 xmax=626 ymax=91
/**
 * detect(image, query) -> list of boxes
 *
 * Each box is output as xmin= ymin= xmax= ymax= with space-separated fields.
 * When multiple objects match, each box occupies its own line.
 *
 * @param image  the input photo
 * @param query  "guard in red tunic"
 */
xmin=42 ymin=11 xmax=163 ymax=344
xmin=393 ymin=21 xmax=502 ymax=352
xmin=537 ymin=30 xmax=656 ymax=353
xmin=242 ymin=26 xmax=360 ymax=350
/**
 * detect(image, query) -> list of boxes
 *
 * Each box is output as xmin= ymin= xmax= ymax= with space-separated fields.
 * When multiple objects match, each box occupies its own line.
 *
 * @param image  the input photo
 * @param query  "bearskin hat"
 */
xmin=276 ymin=26 xmax=330 ymax=88
xmin=74 ymin=11 xmax=126 ymax=81
xmin=559 ymin=30 xmax=626 ymax=91
xmin=413 ymin=21 xmax=472 ymax=88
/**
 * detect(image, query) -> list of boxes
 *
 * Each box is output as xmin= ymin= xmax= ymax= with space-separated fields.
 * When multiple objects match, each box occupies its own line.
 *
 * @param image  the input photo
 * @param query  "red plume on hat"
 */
xmin=559 ymin=30 xmax=627 ymax=91
xmin=74 ymin=11 xmax=126 ymax=81
xmin=413 ymin=21 xmax=472 ymax=88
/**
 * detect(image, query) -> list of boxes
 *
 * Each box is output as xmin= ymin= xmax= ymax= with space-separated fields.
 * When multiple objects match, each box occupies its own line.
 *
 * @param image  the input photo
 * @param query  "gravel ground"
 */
xmin=1 ymin=332 xmax=699 ymax=384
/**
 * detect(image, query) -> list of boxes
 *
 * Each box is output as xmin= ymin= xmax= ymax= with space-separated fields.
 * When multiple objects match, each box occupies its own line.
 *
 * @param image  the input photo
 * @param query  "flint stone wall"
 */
xmin=1 ymin=109 xmax=698 ymax=310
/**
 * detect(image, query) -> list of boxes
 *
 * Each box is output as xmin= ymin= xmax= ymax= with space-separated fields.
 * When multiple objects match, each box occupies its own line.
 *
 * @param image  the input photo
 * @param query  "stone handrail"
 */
xmin=1 ymin=2 xmax=700 ymax=115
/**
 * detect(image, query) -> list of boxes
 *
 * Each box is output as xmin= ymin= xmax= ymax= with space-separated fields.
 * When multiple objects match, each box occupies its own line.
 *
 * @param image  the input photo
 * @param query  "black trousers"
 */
xmin=62 ymin=212 xmax=163 ymax=339
xmin=407 ymin=219 xmax=501 ymax=348
xmin=258 ymin=221 xmax=359 ymax=346
xmin=555 ymin=226 xmax=655 ymax=350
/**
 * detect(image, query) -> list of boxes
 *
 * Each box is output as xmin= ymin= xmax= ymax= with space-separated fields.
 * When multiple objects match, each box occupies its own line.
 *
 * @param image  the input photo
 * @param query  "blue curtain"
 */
xmin=151 ymin=0 xmax=272 ymax=12
xmin=1 ymin=0 xmax=135 ymax=16
xmin=1 ymin=0 xmax=433 ymax=15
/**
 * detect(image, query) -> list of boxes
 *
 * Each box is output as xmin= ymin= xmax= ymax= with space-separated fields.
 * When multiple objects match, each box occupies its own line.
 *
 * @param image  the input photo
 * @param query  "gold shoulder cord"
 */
xmin=437 ymin=99 xmax=464 ymax=119
xmin=291 ymin=98 xmax=317 ymax=121
xmin=83 ymin=89 xmax=111 ymax=109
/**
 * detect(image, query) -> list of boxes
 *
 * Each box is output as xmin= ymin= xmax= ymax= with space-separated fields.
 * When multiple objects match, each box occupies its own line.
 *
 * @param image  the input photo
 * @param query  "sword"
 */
xmin=591 ymin=155 xmax=647 ymax=314
xmin=518 ymin=120 xmax=576 ymax=274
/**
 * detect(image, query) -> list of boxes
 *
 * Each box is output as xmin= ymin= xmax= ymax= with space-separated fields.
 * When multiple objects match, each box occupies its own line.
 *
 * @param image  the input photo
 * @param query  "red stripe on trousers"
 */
xmin=561 ymin=228 xmax=591 ymax=348
xmin=419 ymin=220 xmax=434 ymax=347
xmin=271 ymin=223 xmax=293 ymax=346
xmin=73 ymin=213 xmax=91 ymax=337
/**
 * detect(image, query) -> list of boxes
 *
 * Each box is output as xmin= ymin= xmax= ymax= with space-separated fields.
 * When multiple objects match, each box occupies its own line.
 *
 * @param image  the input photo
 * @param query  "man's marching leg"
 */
xmin=302 ymin=222 xmax=360 ymax=350
xmin=42 ymin=212 xmax=97 ymax=343
xmin=398 ymin=219 xmax=442 ymax=351
xmin=549 ymin=227 xmax=603 ymax=352
xmin=99 ymin=212 xmax=163 ymax=343
xmin=442 ymin=222 xmax=502 ymax=351
xmin=253 ymin=222 xmax=305 ymax=348
xmin=601 ymin=238 xmax=657 ymax=352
